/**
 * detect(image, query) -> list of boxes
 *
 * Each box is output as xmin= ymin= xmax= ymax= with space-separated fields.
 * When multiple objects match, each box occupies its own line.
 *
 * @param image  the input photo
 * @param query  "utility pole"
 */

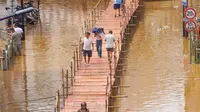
xmin=183 ymin=0 xmax=189 ymax=38
xmin=11 ymin=0 xmax=14 ymax=25
xmin=21 ymin=0 xmax=25 ymax=40
xmin=38 ymin=0 xmax=40 ymax=9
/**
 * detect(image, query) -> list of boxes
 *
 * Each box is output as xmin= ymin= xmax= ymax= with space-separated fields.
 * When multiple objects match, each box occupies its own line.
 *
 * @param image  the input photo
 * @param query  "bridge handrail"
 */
xmin=105 ymin=0 xmax=140 ymax=111
xmin=83 ymin=0 xmax=104 ymax=33
xmin=55 ymin=37 xmax=82 ymax=112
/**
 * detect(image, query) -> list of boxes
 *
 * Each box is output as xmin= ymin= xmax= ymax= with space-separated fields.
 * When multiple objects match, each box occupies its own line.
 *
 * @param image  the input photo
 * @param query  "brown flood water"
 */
xmin=0 ymin=0 xmax=109 ymax=112
xmin=117 ymin=0 xmax=200 ymax=112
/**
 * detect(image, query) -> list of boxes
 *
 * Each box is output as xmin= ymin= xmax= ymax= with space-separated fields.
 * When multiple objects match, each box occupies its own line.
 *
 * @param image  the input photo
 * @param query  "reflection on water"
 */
xmin=117 ymin=0 xmax=200 ymax=112
xmin=0 ymin=0 xmax=109 ymax=112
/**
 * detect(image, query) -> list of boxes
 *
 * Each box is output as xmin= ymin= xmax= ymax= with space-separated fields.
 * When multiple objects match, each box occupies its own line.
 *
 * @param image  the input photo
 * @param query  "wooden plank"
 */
xmin=112 ymin=86 xmax=130 ymax=88
xmin=108 ymin=106 xmax=121 ymax=108
xmin=110 ymin=95 xmax=128 ymax=98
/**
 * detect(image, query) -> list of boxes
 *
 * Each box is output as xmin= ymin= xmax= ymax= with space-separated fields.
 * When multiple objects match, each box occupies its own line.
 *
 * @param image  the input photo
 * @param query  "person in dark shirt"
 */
xmin=77 ymin=102 xmax=89 ymax=112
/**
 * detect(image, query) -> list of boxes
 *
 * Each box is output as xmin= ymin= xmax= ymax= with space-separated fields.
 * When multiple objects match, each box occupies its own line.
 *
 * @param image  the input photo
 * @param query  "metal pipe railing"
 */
xmin=83 ymin=0 xmax=103 ymax=32
xmin=105 ymin=0 xmax=141 ymax=111
xmin=55 ymin=37 xmax=83 ymax=112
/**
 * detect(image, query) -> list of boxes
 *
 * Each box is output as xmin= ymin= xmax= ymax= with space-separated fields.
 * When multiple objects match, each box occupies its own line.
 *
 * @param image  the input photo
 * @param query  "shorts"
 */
xmin=83 ymin=50 xmax=92 ymax=57
xmin=106 ymin=48 xmax=114 ymax=52
xmin=113 ymin=4 xmax=120 ymax=9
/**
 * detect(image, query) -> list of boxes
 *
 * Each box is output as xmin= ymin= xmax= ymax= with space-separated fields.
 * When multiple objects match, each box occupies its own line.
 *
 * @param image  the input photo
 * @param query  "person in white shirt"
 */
xmin=82 ymin=32 xmax=94 ymax=66
xmin=14 ymin=24 xmax=23 ymax=33
xmin=14 ymin=27 xmax=23 ymax=34
xmin=104 ymin=30 xmax=115 ymax=61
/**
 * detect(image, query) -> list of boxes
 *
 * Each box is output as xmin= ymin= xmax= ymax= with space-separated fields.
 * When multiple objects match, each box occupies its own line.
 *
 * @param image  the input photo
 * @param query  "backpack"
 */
xmin=97 ymin=28 xmax=101 ymax=33
xmin=92 ymin=27 xmax=105 ymax=34
xmin=92 ymin=27 xmax=98 ymax=33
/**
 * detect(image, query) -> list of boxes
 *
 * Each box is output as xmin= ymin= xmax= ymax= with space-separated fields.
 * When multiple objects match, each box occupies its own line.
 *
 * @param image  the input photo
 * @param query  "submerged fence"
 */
xmin=0 ymin=30 xmax=16 ymax=70
xmin=55 ymin=0 xmax=144 ymax=111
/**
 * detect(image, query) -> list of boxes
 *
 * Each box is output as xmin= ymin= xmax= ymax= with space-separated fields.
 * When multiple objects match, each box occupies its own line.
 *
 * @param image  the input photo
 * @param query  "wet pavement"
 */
xmin=115 ymin=0 xmax=200 ymax=112
xmin=0 ymin=0 xmax=110 ymax=112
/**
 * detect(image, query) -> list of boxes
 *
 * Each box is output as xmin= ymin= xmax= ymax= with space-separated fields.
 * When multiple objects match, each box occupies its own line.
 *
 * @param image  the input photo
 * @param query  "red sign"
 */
xmin=184 ymin=8 xmax=196 ymax=20
xmin=184 ymin=20 xmax=196 ymax=32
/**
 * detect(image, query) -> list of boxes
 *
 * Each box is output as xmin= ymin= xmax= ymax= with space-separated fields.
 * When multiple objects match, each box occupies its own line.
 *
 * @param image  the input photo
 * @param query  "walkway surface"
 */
xmin=62 ymin=0 xmax=138 ymax=111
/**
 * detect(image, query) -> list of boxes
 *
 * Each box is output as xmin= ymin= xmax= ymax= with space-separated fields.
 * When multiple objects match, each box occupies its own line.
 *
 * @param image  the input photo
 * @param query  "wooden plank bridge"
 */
xmin=55 ymin=0 xmax=144 ymax=112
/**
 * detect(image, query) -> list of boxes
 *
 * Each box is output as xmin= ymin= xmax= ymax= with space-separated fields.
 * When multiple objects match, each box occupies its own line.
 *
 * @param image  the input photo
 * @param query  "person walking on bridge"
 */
xmin=113 ymin=0 xmax=122 ymax=17
xmin=82 ymin=32 xmax=94 ymax=66
xmin=105 ymin=30 xmax=115 ymax=62
xmin=95 ymin=28 xmax=104 ymax=58
xmin=77 ymin=102 xmax=89 ymax=112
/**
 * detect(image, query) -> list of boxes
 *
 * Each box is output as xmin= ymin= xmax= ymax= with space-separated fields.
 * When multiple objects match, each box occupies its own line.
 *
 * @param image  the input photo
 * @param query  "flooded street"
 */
xmin=1 ymin=0 xmax=200 ymax=111
xmin=117 ymin=0 xmax=200 ymax=112
xmin=0 ymin=0 xmax=109 ymax=112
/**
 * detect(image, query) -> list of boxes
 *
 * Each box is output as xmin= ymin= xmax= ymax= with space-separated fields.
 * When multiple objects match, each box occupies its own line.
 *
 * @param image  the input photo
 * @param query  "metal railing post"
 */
xmin=55 ymin=93 xmax=57 ymax=112
xmin=92 ymin=10 xmax=94 ymax=27
xmin=90 ymin=9 xmax=94 ymax=26
xmin=86 ymin=19 xmax=90 ymax=31
xmin=82 ymin=27 xmax=84 ymax=36
xmin=105 ymin=99 xmax=107 ymax=112
xmin=70 ymin=61 xmax=73 ymax=86
xmin=114 ymin=43 xmax=117 ymax=71
xmin=62 ymin=69 xmax=65 ymax=107
xmin=99 ymin=1 xmax=101 ymax=19
xmin=76 ymin=47 xmax=79 ymax=70
xmin=106 ymin=76 xmax=109 ymax=112
xmin=109 ymin=61 xmax=112 ymax=92
xmin=79 ymin=37 xmax=83 ymax=62
xmin=57 ymin=90 xmax=60 ymax=112
xmin=106 ymin=76 xmax=109 ymax=94
xmin=117 ymin=39 xmax=120 ymax=60
xmin=73 ymin=51 xmax=76 ymax=77
xmin=66 ymin=70 xmax=69 ymax=98
xmin=54 ymin=107 xmax=56 ymax=112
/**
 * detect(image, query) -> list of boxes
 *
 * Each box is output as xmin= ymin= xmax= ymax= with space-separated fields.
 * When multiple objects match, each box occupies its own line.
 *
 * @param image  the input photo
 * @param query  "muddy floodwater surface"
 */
xmin=116 ymin=0 xmax=200 ymax=112
xmin=1 ymin=0 xmax=200 ymax=112
xmin=0 ymin=0 xmax=109 ymax=111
